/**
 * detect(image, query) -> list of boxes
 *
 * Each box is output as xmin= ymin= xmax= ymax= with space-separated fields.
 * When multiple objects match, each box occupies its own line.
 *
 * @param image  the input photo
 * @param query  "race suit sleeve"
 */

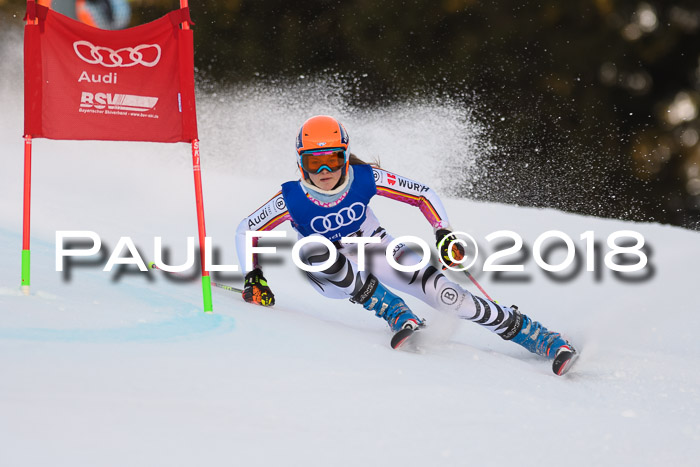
xmin=371 ymin=167 xmax=451 ymax=230
xmin=235 ymin=190 xmax=292 ymax=274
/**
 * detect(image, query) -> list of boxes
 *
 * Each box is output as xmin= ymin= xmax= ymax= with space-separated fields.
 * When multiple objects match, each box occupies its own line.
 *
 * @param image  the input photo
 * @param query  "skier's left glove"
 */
xmin=435 ymin=229 xmax=465 ymax=268
xmin=243 ymin=268 xmax=275 ymax=306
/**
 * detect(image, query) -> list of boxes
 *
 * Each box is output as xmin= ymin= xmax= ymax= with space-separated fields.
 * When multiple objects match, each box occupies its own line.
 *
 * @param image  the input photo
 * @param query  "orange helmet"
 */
xmin=296 ymin=115 xmax=349 ymax=154
xmin=296 ymin=116 xmax=350 ymax=179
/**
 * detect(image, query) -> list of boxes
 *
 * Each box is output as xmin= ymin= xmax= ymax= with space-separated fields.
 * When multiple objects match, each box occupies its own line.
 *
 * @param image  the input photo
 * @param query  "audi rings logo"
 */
xmin=310 ymin=202 xmax=365 ymax=234
xmin=73 ymin=41 xmax=162 ymax=68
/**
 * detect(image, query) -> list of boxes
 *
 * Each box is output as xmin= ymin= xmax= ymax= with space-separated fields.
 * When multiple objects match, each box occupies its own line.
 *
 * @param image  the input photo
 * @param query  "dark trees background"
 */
xmin=4 ymin=0 xmax=699 ymax=228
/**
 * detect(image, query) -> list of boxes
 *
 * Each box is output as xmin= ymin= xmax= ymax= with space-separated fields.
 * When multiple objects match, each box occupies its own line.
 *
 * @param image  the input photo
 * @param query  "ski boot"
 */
xmin=351 ymin=274 xmax=424 ymax=332
xmin=508 ymin=309 xmax=578 ymax=375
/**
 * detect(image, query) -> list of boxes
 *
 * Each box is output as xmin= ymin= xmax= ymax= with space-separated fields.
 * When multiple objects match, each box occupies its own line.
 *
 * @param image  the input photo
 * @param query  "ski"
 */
xmin=390 ymin=328 xmax=416 ymax=349
xmin=552 ymin=345 xmax=578 ymax=376
xmin=392 ymin=325 xmax=579 ymax=376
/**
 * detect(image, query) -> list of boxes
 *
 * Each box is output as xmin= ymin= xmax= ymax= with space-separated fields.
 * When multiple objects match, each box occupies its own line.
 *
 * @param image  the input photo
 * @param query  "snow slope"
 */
xmin=2 ymin=29 xmax=700 ymax=467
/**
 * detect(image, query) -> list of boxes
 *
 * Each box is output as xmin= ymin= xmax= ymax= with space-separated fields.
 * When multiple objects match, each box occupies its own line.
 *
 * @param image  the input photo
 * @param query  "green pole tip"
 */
xmin=21 ymin=249 xmax=31 ymax=287
xmin=201 ymin=275 xmax=213 ymax=312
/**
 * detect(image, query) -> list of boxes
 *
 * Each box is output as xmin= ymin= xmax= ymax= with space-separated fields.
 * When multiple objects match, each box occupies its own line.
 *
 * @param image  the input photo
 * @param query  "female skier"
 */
xmin=235 ymin=115 xmax=577 ymax=375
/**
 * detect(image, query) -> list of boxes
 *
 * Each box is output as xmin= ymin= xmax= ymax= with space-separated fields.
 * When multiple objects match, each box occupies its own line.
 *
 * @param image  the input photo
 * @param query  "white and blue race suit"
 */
xmin=235 ymin=164 xmax=521 ymax=338
xmin=281 ymin=164 xmax=377 ymax=242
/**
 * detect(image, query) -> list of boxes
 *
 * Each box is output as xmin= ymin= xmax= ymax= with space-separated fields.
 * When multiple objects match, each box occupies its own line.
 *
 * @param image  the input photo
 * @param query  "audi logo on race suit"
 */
xmin=310 ymin=202 xmax=366 ymax=234
xmin=73 ymin=40 xmax=162 ymax=68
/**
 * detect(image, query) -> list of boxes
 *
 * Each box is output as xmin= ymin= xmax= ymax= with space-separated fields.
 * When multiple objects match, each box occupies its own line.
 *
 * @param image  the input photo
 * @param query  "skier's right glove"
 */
xmin=435 ymin=229 xmax=466 ymax=269
xmin=243 ymin=268 xmax=275 ymax=306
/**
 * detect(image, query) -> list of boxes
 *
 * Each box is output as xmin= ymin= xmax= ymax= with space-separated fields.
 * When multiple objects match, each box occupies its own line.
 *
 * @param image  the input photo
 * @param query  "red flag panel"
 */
xmin=24 ymin=3 xmax=198 ymax=143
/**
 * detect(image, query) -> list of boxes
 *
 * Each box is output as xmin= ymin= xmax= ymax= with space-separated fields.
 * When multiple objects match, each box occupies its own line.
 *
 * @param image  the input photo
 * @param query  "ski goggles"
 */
xmin=299 ymin=149 xmax=347 ymax=174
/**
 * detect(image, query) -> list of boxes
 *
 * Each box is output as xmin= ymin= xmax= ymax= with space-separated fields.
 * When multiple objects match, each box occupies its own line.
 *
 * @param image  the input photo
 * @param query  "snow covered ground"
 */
xmin=2 ymin=29 xmax=700 ymax=467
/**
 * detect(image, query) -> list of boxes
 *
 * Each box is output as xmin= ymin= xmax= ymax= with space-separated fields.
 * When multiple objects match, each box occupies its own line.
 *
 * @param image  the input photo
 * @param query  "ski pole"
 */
xmin=460 ymin=269 xmax=495 ymax=302
xmin=148 ymin=262 xmax=243 ymax=294
xmin=441 ymin=262 xmax=496 ymax=302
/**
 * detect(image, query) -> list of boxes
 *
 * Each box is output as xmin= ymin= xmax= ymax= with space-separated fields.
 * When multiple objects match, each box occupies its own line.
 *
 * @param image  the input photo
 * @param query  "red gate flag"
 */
xmin=24 ymin=1 xmax=198 ymax=143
